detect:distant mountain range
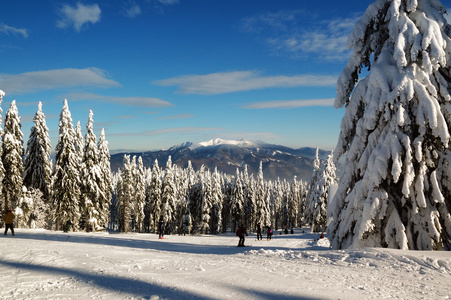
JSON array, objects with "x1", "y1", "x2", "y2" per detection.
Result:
[{"x1": 110, "y1": 138, "x2": 332, "y2": 182}]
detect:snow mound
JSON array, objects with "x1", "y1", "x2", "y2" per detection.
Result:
[{"x1": 246, "y1": 247, "x2": 451, "y2": 275}]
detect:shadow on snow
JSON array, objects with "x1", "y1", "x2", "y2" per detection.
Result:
[
  {"x1": 0, "y1": 259, "x2": 324, "y2": 300},
  {"x1": 9, "y1": 228, "x2": 329, "y2": 255}
]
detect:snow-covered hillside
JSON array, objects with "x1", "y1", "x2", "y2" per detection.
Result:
[
  {"x1": 1, "y1": 228, "x2": 450, "y2": 299},
  {"x1": 197, "y1": 138, "x2": 257, "y2": 148}
]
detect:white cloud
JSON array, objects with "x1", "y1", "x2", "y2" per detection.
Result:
[
  {"x1": 0, "y1": 23, "x2": 28, "y2": 38},
  {"x1": 243, "y1": 98, "x2": 335, "y2": 109},
  {"x1": 0, "y1": 68, "x2": 120, "y2": 95},
  {"x1": 57, "y1": 3, "x2": 101, "y2": 32},
  {"x1": 241, "y1": 10, "x2": 358, "y2": 61},
  {"x1": 124, "y1": 3, "x2": 141, "y2": 18},
  {"x1": 158, "y1": 0, "x2": 179, "y2": 5},
  {"x1": 110, "y1": 126, "x2": 222, "y2": 137},
  {"x1": 63, "y1": 92, "x2": 174, "y2": 108},
  {"x1": 158, "y1": 113, "x2": 194, "y2": 120},
  {"x1": 154, "y1": 71, "x2": 337, "y2": 95}
]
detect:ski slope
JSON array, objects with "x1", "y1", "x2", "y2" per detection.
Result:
[{"x1": 0, "y1": 228, "x2": 450, "y2": 299}]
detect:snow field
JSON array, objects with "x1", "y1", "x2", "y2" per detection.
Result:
[{"x1": 0, "y1": 228, "x2": 450, "y2": 299}]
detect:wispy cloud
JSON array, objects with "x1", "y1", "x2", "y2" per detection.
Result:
[
  {"x1": 110, "y1": 126, "x2": 222, "y2": 137},
  {"x1": 215, "y1": 131, "x2": 281, "y2": 141},
  {"x1": 158, "y1": 113, "x2": 194, "y2": 120},
  {"x1": 154, "y1": 71, "x2": 337, "y2": 95},
  {"x1": 57, "y1": 3, "x2": 101, "y2": 32},
  {"x1": 0, "y1": 23, "x2": 28, "y2": 38},
  {"x1": 116, "y1": 115, "x2": 136, "y2": 119},
  {"x1": 0, "y1": 68, "x2": 120, "y2": 95},
  {"x1": 124, "y1": 2, "x2": 141, "y2": 18},
  {"x1": 158, "y1": 0, "x2": 179, "y2": 5},
  {"x1": 243, "y1": 98, "x2": 335, "y2": 109},
  {"x1": 241, "y1": 10, "x2": 357, "y2": 61},
  {"x1": 63, "y1": 92, "x2": 174, "y2": 108}
]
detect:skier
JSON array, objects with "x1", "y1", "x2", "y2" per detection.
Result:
[
  {"x1": 158, "y1": 217, "x2": 165, "y2": 239},
  {"x1": 236, "y1": 224, "x2": 247, "y2": 247},
  {"x1": 266, "y1": 226, "x2": 272, "y2": 241},
  {"x1": 182, "y1": 212, "x2": 192, "y2": 236},
  {"x1": 256, "y1": 223, "x2": 262, "y2": 240},
  {"x1": 4, "y1": 209, "x2": 15, "y2": 236}
]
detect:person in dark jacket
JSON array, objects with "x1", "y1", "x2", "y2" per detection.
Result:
[
  {"x1": 158, "y1": 218, "x2": 165, "y2": 239},
  {"x1": 4, "y1": 209, "x2": 15, "y2": 236},
  {"x1": 256, "y1": 223, "x2": 262, "y2": 240},
  {"x1": 236, "y1": 225, "x2": 247, "y2": 247},
  {"x1": 266, "y1": 226, "x2": 272, "y2": 241}
]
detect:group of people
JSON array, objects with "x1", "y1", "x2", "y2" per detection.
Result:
[{"x1": 236, "y1": 223, "x2": 273, "y2": 247}]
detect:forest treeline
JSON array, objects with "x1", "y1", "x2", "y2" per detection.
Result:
[{"x1": 0, "y1": 92, "x2": 337, "y2": 234}]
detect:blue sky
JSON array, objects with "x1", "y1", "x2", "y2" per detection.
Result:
[{"x1": 0, "y1": 1, "x2": 397, "y2": 152}]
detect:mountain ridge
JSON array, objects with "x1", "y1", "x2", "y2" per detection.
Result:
[{"x1": 110, "y1": 139, "x2": 332, "y2": 182}]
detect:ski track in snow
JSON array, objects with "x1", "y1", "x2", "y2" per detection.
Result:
[{"x1": 0, "y1": 228, "x2": 450, "y2": 300}]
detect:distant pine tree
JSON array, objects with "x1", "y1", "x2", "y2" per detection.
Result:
[
  {"x1": 148, "y1": 159, "x2": 162, "y2": 232},
  {"x1": 117, "y1": 154, "x2": 133, "y2": 232},
  {"x1": 97, "y1": 128, "x2": 112, "y2": 228}
]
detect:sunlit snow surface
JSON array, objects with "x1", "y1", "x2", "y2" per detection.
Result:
[{"x1": 0, "y1": 228, "x2": 450, "y2": 299}]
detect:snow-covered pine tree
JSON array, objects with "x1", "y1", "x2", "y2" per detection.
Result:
[
  {"x1": 330, "y1": 0, "x2": 451, "y2": 250},
  {"x1": 97, "y1": 128, "x2": 112, "y2": 228},
  {"x1": 311, "y1": 153, "x2": 337, "y2": 233},
  {"x1": 230, "y1": 168, "x2": 245, "y2": 231},
  {"x1": 23, "y1": 102, "x2": 53, "y2": 201},
  {"x1": 117, "y1": 154, "x2": 134, "y2": 232},
  {"x1": 110, "y1": 170, "x2": 122, "y2": 230},
  {"x1": 52, "y1": 100, "x2": 81, "y2": 231},
  {"x1": 0, "y1": 91, "x2": 5, "y2": 213},
  {"x1": 221, "y1": 174, "x2": 233, "y2": 233},
  {"x1": 304, "y1": 148, "x2": 321, "y2": 226},
  {"x1": 243, "y1": 166, "x2": 256, "y2": 230},
  {"x1": 199, "y1": 168, "x2": 212, "y2": 234},
  {"x1": 80, "y1": 110, "x2": 103, "y2": 232},
  {"x1": 209, "y1": 167, "x2": 223, "y2": 234},
  {"x1": 161, "y1": 156, "x2": 177, "y2": 232},
  {"x1": 134, "y1": 156, "x2": 146, "y2": 233},
  {"x1": 148, "y1": 159, "x2": 162, "y2": 232},
  {"x1": 273, "y1": 179, "x2": 284, "y2": 230},
  {"x1": 288, "y1": 176, "x2": 300, "y2": 229},
  {"x1": 74, "y1": 121, "x2": 84, "y2": 164},
  {"x1": 2, "y1": 100, "x2": 24, "y2": 212},
  {"x1": 255, "y1": 162, "x2": 269, "y2": 228}
]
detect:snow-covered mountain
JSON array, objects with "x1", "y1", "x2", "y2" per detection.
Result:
[{"x1": 110, "y1": 139, "x2": 332, "y2": 181}]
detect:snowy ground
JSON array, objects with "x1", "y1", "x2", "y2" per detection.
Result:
[{"x1": 0, "y1": 228, "x2": 450, "y2": 300}]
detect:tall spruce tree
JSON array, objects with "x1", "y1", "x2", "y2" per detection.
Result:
[
  {"x1": 231, "y1": 168, "x2": 245, "y2": 231},
  {"x1": 23, "y1": 102, "x2": 52, "y2": 200},
  {"x1": 52, "y1": 100, "x2": 81, "y2": 231},
  {"x1": 134, "y1": 156, "x2": 146, "y2": 233},
  {"x1": 97, "y1": 128, "x2": 112, "y2": 228},
  {"x1": 0, "y1": 91, "x2": 5, "y2": 213},
  {"x1": 3, "y1": 100, "x2": 24, "y2": 212},
  {"x1": 117, "y1": 154, "x2": 134, "y2": 232},
  {"x1": 80, "y1": 110, "x2": 103, "y2": 232},
  {"x1": 161, "y1": 156, "x2": 177, "y2": 232},
  {"x1": 149, "y1": 159, "x2": 162, "y2": 232},
  {"x1": 330, "y1": 0, "x2": 451, "y2": 249},
  {"x1": 311, "y1": 154, "x2": 337, "y2": 233}
]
